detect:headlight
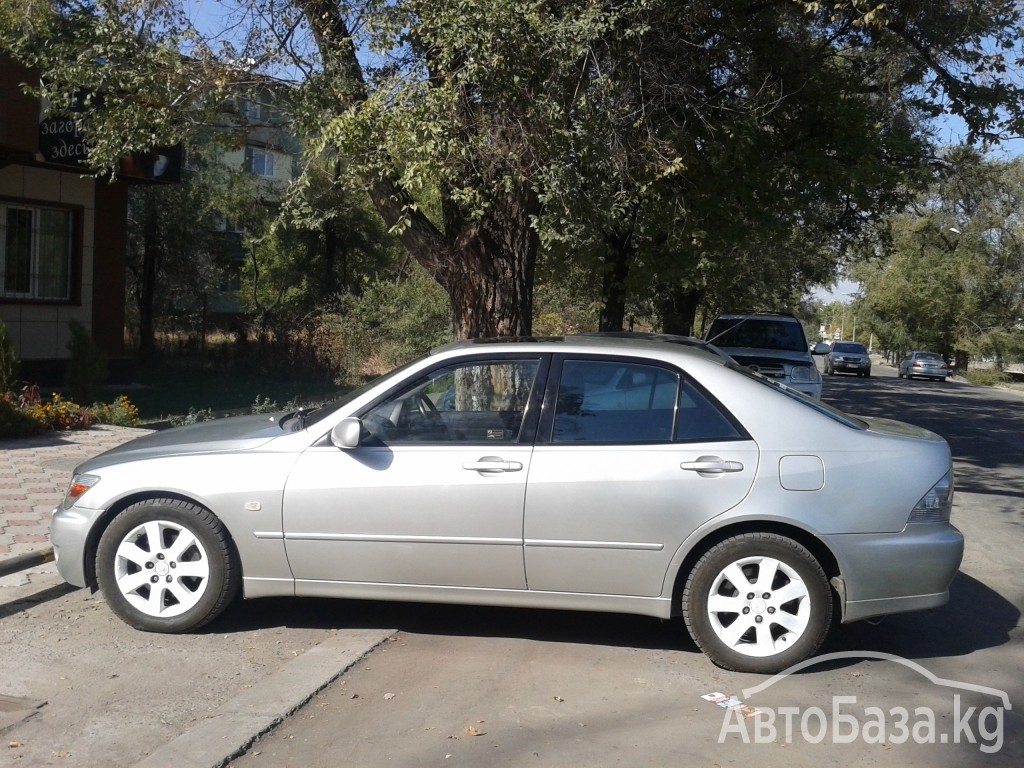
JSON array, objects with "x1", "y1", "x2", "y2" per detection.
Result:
[
  {"x1": 908, "y1": 469, "x2": 954, "y2": 523},
  {"x1": 790, "y1": 365, "x2": 819, "y2": 383},
  {"x1": 61, "y1": 474, "x2": 100, "y2": 509}
]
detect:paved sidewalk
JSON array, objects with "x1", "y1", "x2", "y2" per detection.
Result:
[
  {"x1": 0, "y1": 425, "x2": 150, "y2": 559},
  {"x1": 1, "y1": 425, "x2": 398, "y2": 768}
]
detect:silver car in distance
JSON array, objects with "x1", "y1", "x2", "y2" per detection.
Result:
[{"x1": 51, "y1": 335, "x2": 963, "y2": 674}]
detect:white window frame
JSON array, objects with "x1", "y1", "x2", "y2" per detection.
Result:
[{"x1": 249, "y1": 147, "x2": 276, "y2": 179}]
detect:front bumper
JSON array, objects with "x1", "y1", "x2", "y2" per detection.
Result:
[
  {"x1": 833, "y1": 360, "x2": 870, "y2": 372},
  {"x1": 822, "y1": 523, "x2": 964, "y2": 623},
  {"x1": 50, "y1": 505, "x2": 106, "y2": 588}
]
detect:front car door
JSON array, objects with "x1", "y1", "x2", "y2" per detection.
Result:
[
  {"x1": 283, "y1": 356, "x2": 546, "y2": 590},
  {"x1": 524, "y1": 355, "x2": 759, "y2": 597}
]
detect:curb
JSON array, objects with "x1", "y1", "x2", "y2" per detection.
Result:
[
  {"x1": 0, "y1": 547, "x2": 54, "y2": 578},
  {"x1": 132, "y1": 628, "x2": 397, "y2": 768}
]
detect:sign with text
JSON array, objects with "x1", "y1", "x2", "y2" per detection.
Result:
[{"x1": 38, "y1": 115, "x2": 89, "y2": 169}]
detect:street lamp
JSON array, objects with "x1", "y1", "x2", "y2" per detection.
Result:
[{"x1": 840, "y1": 292, "x2": 858, "y2": 342}]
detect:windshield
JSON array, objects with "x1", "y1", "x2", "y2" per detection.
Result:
[
  {"x1": 281, "y1": 354, "x2": 430, "y2": 431},
  {"x1": 707, "y1": 318, "x2": 808, "y2": 353},
  {"x1": 833, "y1": 343, "x2": 867, "y2": 353}
]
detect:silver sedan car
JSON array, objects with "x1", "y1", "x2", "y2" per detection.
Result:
[
  {"x1": 52, "y1": 335, "x2": 962, "y2": 674},
  {"x1": 898, "y1": 351, "x2": 950, "y2": 381}
]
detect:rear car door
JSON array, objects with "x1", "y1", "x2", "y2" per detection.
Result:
[{"x1": 523, "y1": 355, "x2": 759, "y2": 597}]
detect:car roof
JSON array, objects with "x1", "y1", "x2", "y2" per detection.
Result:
[
  {"x1": 709, "y1": 312, "x2": 800, "y2": 321},
  {"x1": 432, "y1": 333, "x2": 729, "y2": 363}
]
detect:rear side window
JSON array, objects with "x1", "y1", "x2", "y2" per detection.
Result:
[
  {"x1": 551, "y1": 360, "x2": 745, "y2": 444},
  {"x1": 676, "y1": 380, "x2": 744, "y2": 442},
  {"x1": 553, "y1": 360, "x2": 677, "y2": 443}
]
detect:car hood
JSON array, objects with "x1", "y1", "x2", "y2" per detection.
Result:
[{"x1": 75, "y1": 413, "x2": 286, "y2": 473}]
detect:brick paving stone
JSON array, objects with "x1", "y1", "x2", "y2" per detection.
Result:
[{"x1": 0, "y1": 425, "x2": 150, "y2": 559}]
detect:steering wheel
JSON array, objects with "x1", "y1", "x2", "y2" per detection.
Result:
[{"x1": 416, "y1": 392, "x2": 439, "y2": 416}]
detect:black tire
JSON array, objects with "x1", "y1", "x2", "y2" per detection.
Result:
[
  {"x1": 682, "y1": 533, "x2": 832, "y2": 674},
  {"x1": 96, "y1": 498, "x2": 240, "y2": 633}
]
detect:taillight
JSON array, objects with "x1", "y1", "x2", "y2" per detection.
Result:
[{"x1": 908, "y1": 469, "x2": 954, "y2": 523}]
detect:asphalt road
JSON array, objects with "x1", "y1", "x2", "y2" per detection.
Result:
[{"x1": 222, "y1": 364, "x2": 1024, "y2": 768}]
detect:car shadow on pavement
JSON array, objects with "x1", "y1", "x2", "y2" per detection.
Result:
[
  {"x1": 0, "y1": 582, "x2": 77, "y2": 620},
  {"x1": 204, "y1": 570, "x2": 1014, "y2": 662},
  {"x1": 211, "y1": 595, "x2": 700, "y2": 653},
  {"x1": 822, "y1": 571, "x2": 1018, "y2": 662}
]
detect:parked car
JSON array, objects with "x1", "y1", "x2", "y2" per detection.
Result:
[
  {"x1": 825, "y1": 341, "x2": 872, "y2": 377},
  {"x1": 51, "y1": 335, "x2": 962, "y2": 674},
  {"x1": 703, "y1": 312, "x2": 829, "y2": 398},
  {"x1": 898, "y1": 351, "x2": 950, "y2": 381}
]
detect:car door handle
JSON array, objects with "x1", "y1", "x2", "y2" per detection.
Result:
[
  {"x1": 680, "y1": 457, "x2": 744, "y2": 474},
  {"x1": 463, "y1": 458, "x2": 524, "y2": 473}
]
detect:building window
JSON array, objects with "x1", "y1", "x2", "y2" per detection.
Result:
[
  {"x1": 0, "y1": 203, "x2": 73, "y2": 301},
  {"x1": 246, "y1": 146, "x2": 276, "y2": 179}
]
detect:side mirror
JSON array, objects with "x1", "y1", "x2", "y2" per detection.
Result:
[
  {"x1": 330, "y1": 417, "x2": 362, "y2": 449},
  {"x1": 812, "y1": 343, "x2": 831, "y2": 355}
]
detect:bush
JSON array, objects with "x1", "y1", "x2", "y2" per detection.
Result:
[
  {"x1": 0, "y1": 319, "x2": 18, "y2": 394},
  {"x1": 66, "y1": 320, "x2": 108, "y2": 404},
  {"x1": 963, "y1": 368, "x2": 1009, "y2": 387},
  {"x1": 0, "y1": 394, "x2": 44, "y2": 438},
  {"x1": 24, "y1": 393, "x2": 94, "y2": 431},
  {"x1": 169, "y1": 406, "x2": 215, "y2": 426},
  {"x1": 90, "y1": 395, "x2": 141, "y2": 427},
  {"x1": 334, "y1": 268, "x2": 453, "y2": 383}
]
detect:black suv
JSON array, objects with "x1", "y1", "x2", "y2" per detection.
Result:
[{"x1": 704, "y1": 312, "x2": 829, "y2": 398}]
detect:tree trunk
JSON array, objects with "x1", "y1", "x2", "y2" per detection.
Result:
[
  {"x1": 301, "y1": 5, "x2": 539, "y2": 340},
  {"x1": 659, "y1": 286, "x2": 703, "y2": 336},
  {"x1": 598, "y1": 236, "x2": 633, "y2": 332},
  {"x1": 375, "y1": 180, "x2": 540, "y2": 341}
]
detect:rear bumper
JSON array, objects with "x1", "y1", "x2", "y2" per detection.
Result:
[{"x1": 822, "y1": 523, "x2": 964, "y2": 623}]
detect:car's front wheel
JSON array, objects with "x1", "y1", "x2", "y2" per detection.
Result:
[
  {"x1": 682, "y1": 533, "x2": 832, "y2": 673},
  {"x1": 96, "y1": 498, "x2": 240, "y2": 633}
]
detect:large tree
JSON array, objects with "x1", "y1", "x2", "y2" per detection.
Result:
[
  {"x1": 853, "y1": 148, "x2": 1024, "y2": 366},
  {"x1": 2, "y1": 1, "x2": 1023, "y2": 339},
  {"x1": 536, "y1": 1, "x2": 1024, "y2": 334}
]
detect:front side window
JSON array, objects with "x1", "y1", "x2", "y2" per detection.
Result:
[
  {"x1": 1, "y1": 203, "x2": 73, "y2": 300},
  {"x1": 361, "y1": 359, "x2": 540, "y2": 444}
]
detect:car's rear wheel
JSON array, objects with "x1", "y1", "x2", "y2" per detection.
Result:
[
  {"x1": 682, "y1": 533, "x2": 832, "y2": 673},
  {"x1": 96, "y1": 498, "x2": 240, "y2": 633}
]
